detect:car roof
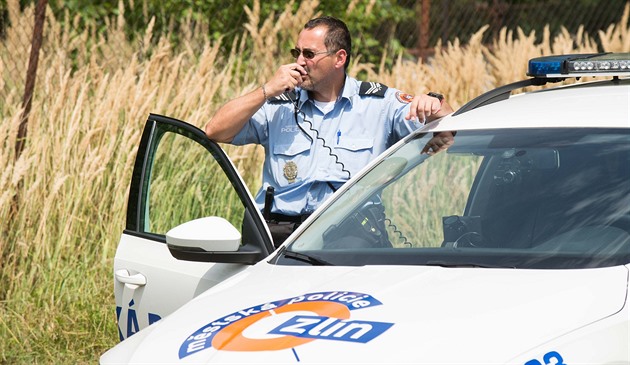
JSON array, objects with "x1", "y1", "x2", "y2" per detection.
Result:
[{"x1": 423, "y1": 78, "x2": 630, "y2": 133}]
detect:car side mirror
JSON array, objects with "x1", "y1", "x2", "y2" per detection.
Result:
[{"x1": 166, "y1": 217, "x2": 241, "y2": 252}]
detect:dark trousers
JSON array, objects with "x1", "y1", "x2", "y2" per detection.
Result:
[
  {"x1": 266, "y1": 213, "x2": 310, "y2": 248},
  {"x1": 267, "y1": 221, "x2": 300, "y2": 248}
]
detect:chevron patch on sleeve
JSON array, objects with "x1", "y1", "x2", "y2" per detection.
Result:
[{"x1": 359, "y1": 82, "x2": 388, "y2": 97}]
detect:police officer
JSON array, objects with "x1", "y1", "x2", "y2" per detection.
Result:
[{"x1": 205, "y1": 16, "x2": 454, "y2": 246}]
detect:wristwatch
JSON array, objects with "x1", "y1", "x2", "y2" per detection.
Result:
[{"x1": 427, "y1": 92, "x2": 444, "y2": 103}]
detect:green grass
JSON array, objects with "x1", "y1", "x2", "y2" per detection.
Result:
[{"x1": 0, "y1": 0, "x2": 628, "y2": 363}]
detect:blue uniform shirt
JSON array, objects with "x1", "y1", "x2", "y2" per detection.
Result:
[{"x1": 231, "y1": 75, "x2": 423, "y2": 215}]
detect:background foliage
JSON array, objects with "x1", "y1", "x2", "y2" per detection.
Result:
[
  {"x1": 2, "y1": 0, "x2": 628, "y2": 82},
  {"x1": 0, "y1": 0, "x2": 628, "y2": 362}
]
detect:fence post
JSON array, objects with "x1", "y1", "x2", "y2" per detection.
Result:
[
  {"x1": 415, "y1": 0, "x2": 431, "y2": 60},
  {"x1": 15, "y1": 0, "x2": 48, "y2": 160},
  {"x1": 9, "y1": 0, "x2": 48, "y2": 224}
]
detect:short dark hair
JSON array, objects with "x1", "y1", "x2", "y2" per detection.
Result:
[{"x1": 304, "y1": 16, "x2": 351, "y2": 69}]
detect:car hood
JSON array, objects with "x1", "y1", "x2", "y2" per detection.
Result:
[{"x1": 102, "y1": 263, "x2": 628, "y2": 364}]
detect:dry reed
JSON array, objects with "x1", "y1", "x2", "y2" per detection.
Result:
[{"x1": 0, "y1": 0, "x2": 628, "y2": 362}]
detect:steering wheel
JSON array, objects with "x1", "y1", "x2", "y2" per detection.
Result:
[{"x1": 452, "y1": 232, "x2": 484, "y2": 248}]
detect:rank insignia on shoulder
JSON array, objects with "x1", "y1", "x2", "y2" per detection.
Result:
[
  {"x1": 359, "y1": 82, "x2": 388, "y2": 97},
  {"x1": 395, "y1": 91, "x2": 414, "y2": 104},
  {"x1": 268, "y1": 90, "x2": 298, "y2": 103}
]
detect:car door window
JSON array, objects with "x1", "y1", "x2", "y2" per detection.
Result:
[{"x1": 145, "y1": 131, "x2": 244, "y2": 235}]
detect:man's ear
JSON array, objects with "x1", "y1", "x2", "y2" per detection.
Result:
[{"x1": 334, "y1": 49, "x2": 347, "y2": 69}]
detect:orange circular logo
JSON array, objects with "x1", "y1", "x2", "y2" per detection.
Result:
[
  {"x1": 213, "y1": 301, "x2": 350, "y2": 351},
  {"x1": 396, "y1": 91, "x2": 414, "y2": 103},
  {"x1": 179, "y1": 291, "x2": 394, "y2": 359}
]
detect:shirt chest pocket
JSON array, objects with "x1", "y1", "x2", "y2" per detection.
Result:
[
  {"x1": 272, "y1": 142, "x2": 311, "y2": 185},
  {"x1": 335, "y1": 137, "x2": 374, "y2": 153},
  {"x1": 334, "y1": 137, "x2": 375, "y2": 174},
  {"x1": 273, "y1": 142, "x2": 310, "y2": 157}
]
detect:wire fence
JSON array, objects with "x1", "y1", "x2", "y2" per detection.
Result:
[
  {"x1": 410, "y1": 0, "x2": 629, "y2": 57},
  {"x1": 2, "y1": 0, "x2": 629, "y2": 111}
]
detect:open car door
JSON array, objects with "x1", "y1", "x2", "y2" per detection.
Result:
[{"x1": 114, "y1": 114, "x2": 273, "y2": 341}]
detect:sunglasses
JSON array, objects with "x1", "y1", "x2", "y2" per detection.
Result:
[{"x1": 290, "y1": 48, "x2": 335, "y2": 60}]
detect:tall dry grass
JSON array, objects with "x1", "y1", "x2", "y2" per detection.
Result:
[{"x1": 0, "y1": 0, "x2": 628, "y2": 362}]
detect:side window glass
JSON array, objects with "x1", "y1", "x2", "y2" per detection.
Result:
[{"x1": 144, "y1": 131, "x2": 245, "y2": 235}]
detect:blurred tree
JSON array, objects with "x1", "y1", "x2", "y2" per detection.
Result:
[
  {"x1": 7, "y1": 0, "x2": 627, "y2": 66},
  {"x1": 11, "y1": 0, "x2": 410, "y2": 67}
]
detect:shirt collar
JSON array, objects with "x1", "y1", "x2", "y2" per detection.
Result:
[
  {"x1": 340, "y1": 75, "x2": 357, "y2": 102},
  {"x1": 297, "y1": 87, "x2": 309, "y2": 107}
]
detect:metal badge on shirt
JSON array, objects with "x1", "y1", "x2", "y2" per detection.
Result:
[{"x1": 283, "y1": 161, "x2": 298, "y2": 183}]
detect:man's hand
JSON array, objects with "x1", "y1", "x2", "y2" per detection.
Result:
[
  {"x1": 406, "y1": 94, "x2": 444, "y2": 123},
  {"x1": 421, "y1": 131, "x2": 455, "y2": 155},
  {"x1": 265, "y1": 63, "x2": 308, "y2": 97}
]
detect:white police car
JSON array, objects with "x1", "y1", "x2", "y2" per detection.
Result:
[{"x1": 101, "y1": 53, "x2": 630, "y2": 364}]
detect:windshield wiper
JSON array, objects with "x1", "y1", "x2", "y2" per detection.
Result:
[
  {"x1": 281, "y1": 248, "x2": 333, "y2": 266},
  {"x1": 425, "y1": 260, "x2": 515, "y2": 269}
]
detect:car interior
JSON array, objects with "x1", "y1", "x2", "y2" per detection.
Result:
[{"x1": 460, "y1": 132, "x2": 630, "y2": 254}]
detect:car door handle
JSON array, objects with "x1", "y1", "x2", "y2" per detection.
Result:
[{"x1": 115, "y1": 269, "x2": 147, "y2": 290}]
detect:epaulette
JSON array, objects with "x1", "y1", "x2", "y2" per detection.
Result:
[
  {"x1": 359, "y1": 82, "x2": 388, "y2": 97},
  {"x1": 268, "y1": 90, "x2": 298, "y2": 103}
]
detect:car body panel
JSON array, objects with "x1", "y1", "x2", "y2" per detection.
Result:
[
  {"x1": 428, "y1": 81, "x2": 629, "y2": 132},
  {"x1": 103, "y1": 262, "x2": 629, "y2": 364},
  {"x1": 113, "y1": 234, "x2": 249, "y2": 339}
]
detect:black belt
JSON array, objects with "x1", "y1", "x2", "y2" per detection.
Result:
[{"x1": 268, "y1": 213, "x2": 311, "y2": 223}]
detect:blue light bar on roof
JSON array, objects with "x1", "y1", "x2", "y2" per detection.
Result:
[{"x1": 527, "y1": 53, "x2": 630, "y2": 78}]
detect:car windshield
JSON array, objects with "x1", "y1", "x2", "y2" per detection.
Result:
[{"x1": 275, "y1": 128, "x2": 630, "y2": 269}]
